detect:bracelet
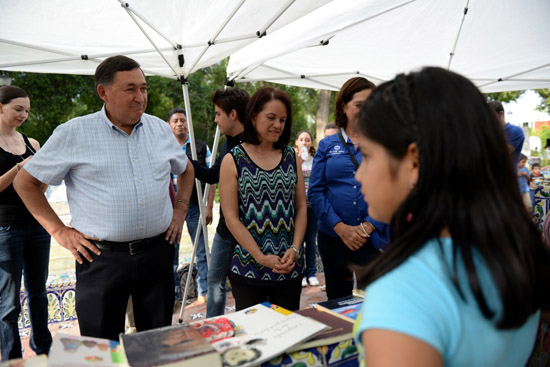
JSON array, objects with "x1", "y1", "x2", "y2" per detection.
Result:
[
  {"x1": 15, "y1": 162, "x2": 20, "y2": 172},
  {"x1": 175, "y1": 199, "x2": 189, "y2": 207},
  {"x1": 360, "y1": 222, "x2": 371, "y2": 237},
  {"x1": 290, "y1": 245, "x2": 300, "y2": 256}
]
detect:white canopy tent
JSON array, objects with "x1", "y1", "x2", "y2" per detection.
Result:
[
  {"x1": 0, "y1": 0, "x2": 331, "y2": 318},
  {"x1": 227, "y1": 0, "x2": 550, "y2": 93}
]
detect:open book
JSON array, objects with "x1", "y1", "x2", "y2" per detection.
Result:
[{"x1": 194, "y1": 303, "x2": 328, "y2": 367}]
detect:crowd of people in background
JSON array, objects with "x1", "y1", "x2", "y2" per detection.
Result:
[{"x1": 0, "y1": 55, "x2": 548, "y2": 366}]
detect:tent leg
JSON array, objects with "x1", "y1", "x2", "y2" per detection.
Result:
[{"x1": 178, "y1": 80, "x2": 213, "y2": 323}]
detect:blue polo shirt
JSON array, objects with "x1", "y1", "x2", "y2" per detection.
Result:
[
  {"x1": 504, "y1": 123, "x2": 524, "y2": 168},
  {"x1": 308, "y1": 130, "x2": 389, "y2": 250}
]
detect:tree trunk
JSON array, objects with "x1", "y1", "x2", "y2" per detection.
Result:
[{"x1": 315, "y1": 89, "x2": 331, "y2": 145}]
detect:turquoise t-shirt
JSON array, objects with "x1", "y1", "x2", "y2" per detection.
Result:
[{"x1": 354, "y1": 238, "x2": 540, "y2": 367}]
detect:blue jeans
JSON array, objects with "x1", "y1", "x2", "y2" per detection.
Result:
[
  {"x1": 303, "y1": 206, "x2": 318, "y2": 278},
  {"x1": 0, "y1": 224, "x2": 51, "y2": 360},
  {"x1": 206, "y1": 233, "x2": 234, "y2": 317},
  {"x1": 174, "y1": 201, "x2": 208, "y2": 297}
]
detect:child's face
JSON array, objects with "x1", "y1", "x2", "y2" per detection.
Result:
[
  {"x1": 533, "y1": 166, "x2": 541, "y2": 175},
  {"x1": 518, "y1": 159, "x2": 527, "y2": 169}
]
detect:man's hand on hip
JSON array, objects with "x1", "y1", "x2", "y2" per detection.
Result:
[{"x1": 52, "y1": 226, "x2": 101, "y2": 264}]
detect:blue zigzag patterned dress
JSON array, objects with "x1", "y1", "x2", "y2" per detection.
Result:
[{"x1": 228, "y1": 144, "x2": 304, "y2": 286}]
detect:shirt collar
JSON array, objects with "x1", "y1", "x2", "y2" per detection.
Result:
[
  {"x1": 227, "y1": 132, "x2": 243, "y2": 144},
  {"x1": 340, "y1": 128, "x2": 351, "y2": 143},
  {"x1": 100, "y1": 105, "x2": 143, "y2": 135}
]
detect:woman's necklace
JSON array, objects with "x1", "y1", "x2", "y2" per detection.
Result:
[{"x1": 0, "y1": 133, "x2": 36, "y2": 162}]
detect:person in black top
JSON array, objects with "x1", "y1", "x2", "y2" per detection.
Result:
[
  {"x1": 190, "y1": 88, "x2": 249, "y2": 317},
  {"x1": 0, "y1": 86, "x2": 51, "y2": 360}
]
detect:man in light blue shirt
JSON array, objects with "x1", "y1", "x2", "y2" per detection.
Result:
[{"x1": 14, "y1": 56, "x2": 194, "y2": 340}]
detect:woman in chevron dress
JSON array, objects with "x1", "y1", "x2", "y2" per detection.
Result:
[{"x1": 220, "y1": 87, "x2": 307, "y2": 311}]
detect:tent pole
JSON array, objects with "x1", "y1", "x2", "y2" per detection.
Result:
[
  {"x1": 116, "y1": 1, "x2": 209, "y2": 323},
  {"x1": 257, "y1": 0, "x2": 296, "y2": 37},
  {"x1": 120, "y1": 5, "x2": 180, "y2": 77},
  {"x1": 186, "y1": 0, "x2": 247, "y2": 74},
  {"x1": 117, "y1": 0, "x2": 178, "y2": 48},
  {"x1": 447, "y1": 0, "x2": 470, "y2": 70},
  {"x1": 182, "y1": 83, "x2": 210, "y2": 264},
  {"x1": 178, "y1": 79, "x2": 233, "y2": 322},
  {"x1": 477, "y1": 62, "x2": 550, "y2": 89},
  {"x1": 177, "y1": 79, "x2": 212, "y2": 323}
]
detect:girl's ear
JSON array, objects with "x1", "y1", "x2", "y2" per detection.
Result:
[{"x1": 406, "y1": 142, "x2": 419, "y2": 187}]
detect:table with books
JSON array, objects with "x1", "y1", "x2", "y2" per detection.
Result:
[{"x1": 7, "y1": 296, "x2": 363, "y2": 367}]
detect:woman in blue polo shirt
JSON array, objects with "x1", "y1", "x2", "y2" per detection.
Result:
[{"x1": 308, "y1": 77, "x2": 389, "y2": 300}]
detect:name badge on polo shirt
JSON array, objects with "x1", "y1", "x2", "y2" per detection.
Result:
[{"x1": 328, "y1": 144, "x2": 346, "y2": 156}]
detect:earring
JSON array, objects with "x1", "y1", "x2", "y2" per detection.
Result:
[{"x1": 408, "y1": 182, "x2": 415, "y2": 190}]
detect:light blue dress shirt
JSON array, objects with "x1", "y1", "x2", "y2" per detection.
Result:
[{"x1": 25, "y1": 107, "x2": 188, "y2": 241}]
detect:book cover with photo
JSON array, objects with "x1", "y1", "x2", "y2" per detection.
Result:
[
  {"x1": 120, "y1": 324, "x2": 221, "y2": 367},
  {"x1": 288, "y1": 307, "x2": 354, "y2": 352},
  {"x1": 48, "y1": 334, "x2": 125, "y2": 367},
  {"x1": 202, "y1": 303, "x2": 328, "y2": 367},
  {"x1": 313, "y1": 295, "x2": 363, "y2": 322}
]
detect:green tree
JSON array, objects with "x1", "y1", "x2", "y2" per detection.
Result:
[
  {"x1": 7, "y1": 72, "x2": 100, "y2": 144},
  {"x1": 485, "y1": 90, "x2": 524, "y2": 103},
  {"x1": 5, "y1": 59, "x2": 321, "y2": 151},
  {"x1": 534, "y1": 89, "x2": 550, "y2": 114}
]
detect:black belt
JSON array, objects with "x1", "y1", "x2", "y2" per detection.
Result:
[{"x1": 90, "y1": 233, "x2": 166, "y2": 255}]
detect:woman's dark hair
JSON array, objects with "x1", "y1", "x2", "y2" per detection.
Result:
[
  {"x1": 94, "y1": 55, "x2": 142, "y2": 89},
  {"x1": 335, "y1": 77, "x2": 375, "y2": 129},
  {"x1": 242, "y1": 87, "x2": 292, "y2": 149},
  {"x1": 295, "y1": 130, "x2": 316, "y2": 156},
  {"x1": 356, "y1": 67, "x2": 550, "y2": 328},
  {"x1": 211, "y1": 88, "x2": 250, "y2": 124},
  {"x1": 0, "y1": 85, "x2": 28, "y2": 104}
]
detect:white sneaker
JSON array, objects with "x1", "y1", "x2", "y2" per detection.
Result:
[
  {"x1": 308, "y1": 276, "x2": 320, "y2": 286},
  {"x1": 302, "y1": 277, "x2": 308, "y2": 287}
]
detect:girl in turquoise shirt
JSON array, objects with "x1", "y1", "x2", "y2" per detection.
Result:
[{"x1": 352, "y1": 67, "x2": 550, "y2": 366}]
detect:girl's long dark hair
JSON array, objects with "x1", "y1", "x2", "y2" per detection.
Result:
[{"x1": 357, "y1": 67, "x2": 550, "y2": 328}]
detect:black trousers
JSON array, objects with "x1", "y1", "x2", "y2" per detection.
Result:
[
  {"x1": 317, "y1": 230, "x2": 380, "y2": 300},
  {"x1": 75, "y1": 237, "x2": 175, "y2": 340},
  {"x1": 230, "y1": 277, "x2": 302, "y2": 311}
]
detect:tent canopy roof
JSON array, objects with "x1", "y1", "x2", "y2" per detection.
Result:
[
  {"x1": 0, "y1": 0, "x2": 330, "y2": 79},
  {"x1": 227, "y1": 0, "x2": 550, "y2": 93}
]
